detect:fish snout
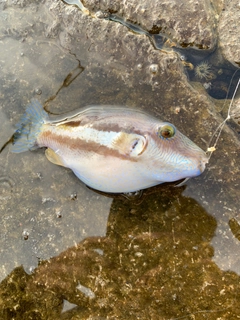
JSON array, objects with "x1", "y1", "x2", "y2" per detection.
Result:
[{"x1": 197, "y1": 152, "x2": 209, "y2": 174}]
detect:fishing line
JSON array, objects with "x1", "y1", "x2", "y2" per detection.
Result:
[{"x1": 206, "y1": 70, "x2": 240, "y2": 161}]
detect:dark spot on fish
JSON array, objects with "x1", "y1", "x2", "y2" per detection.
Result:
[
  {"x1": 64, "y1": 121, "x2": 81, "y2": 127},
  {"x1": 132, "y1": 140, "x2": 138, "y2": 149}
]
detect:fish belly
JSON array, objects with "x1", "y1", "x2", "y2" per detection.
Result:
[{"x1": 63, "y1": 152, "x2": 158, "y2": 193}]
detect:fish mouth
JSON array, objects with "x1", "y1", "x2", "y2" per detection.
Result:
[{"x1": 198, "y1": 154, "x2": 209, "y2": 173}]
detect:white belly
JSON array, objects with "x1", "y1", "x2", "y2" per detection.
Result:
[{"x1": 65, "y1": 152, "x2": 158, "y2": 193}]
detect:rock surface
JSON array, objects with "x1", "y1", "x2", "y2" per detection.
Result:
[
  {"x1": 218, "y1": 0, "x2": 240, "y2": 65},
  {"x1": 83, "y1": 0, "x2": 218, "y2": 49}
]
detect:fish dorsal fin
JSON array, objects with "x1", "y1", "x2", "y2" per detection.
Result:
[
  {"x1": 48, "y1": 105, "x2": 154, "y2": 126},
  {"x1": 45, "y1": 148, "x2": 65, "y2": 167},
  {"x1": 111, "y1": 132, "x2": 147, "y2": 157}
]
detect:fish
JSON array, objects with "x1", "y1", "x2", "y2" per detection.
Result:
[{"x1": 11, "y1": 100, "x2": 208, "y2": 193}]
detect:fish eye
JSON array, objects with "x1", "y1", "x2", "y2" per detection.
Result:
[{"x1": 158, "y1": 124, "x2": 175, "y2": 139}]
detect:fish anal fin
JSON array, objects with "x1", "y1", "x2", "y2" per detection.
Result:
[{"x1": 45, "y1": 148, "x2": 65, "y2": 167}]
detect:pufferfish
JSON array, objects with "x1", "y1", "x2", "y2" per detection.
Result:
[{"x1": 11, "y1": 100, "x2": 208, "y2": 193}]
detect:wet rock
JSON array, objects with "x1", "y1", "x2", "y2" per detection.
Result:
[
  {"x1": 218, "y1": 0, "x2": 240, "y2": 65},
  {"x1": 82, "y1": 0, "x2": 217, "y2": 49}
]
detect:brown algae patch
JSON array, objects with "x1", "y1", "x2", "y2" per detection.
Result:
[{"x1": 1, "y1": 188, "x2": 240, "y2": 319}]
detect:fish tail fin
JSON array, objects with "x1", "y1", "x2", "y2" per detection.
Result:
[{"x1": 11, "y1": 100, "x2": 48, "y2": 153}]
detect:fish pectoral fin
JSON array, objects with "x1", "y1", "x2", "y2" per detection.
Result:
[
  {"x1": 45, "y1": 148, "x2": 65, "y2": 167},
  {"x1": 112, "y1": 132, "x2": 147, "y2": 156}
]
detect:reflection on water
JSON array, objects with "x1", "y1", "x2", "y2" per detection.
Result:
[{"x1": 0, "y1": 1, "x2": 240, "y2": 319}]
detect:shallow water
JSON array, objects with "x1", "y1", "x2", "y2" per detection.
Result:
[
  {"x1": 0, "y1": 1, "x2": 240, "y2": 319},
  {"x1": 105, "y1": 13, "x2": 240, "y2": 100}
]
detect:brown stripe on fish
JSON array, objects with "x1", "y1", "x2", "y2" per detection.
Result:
[
  {"x1": 78, "y1": 121, "x2": 152, "y2": 137},
  {"x1": 53, "y1": 114, "x2": 157, "y2": 138},
  {"x1": 39, "y1": 130, "x2": 138, "y2": 162},
  {"x1": 63, "y1": 121, "x2": 81, "y2": 127},
  {"x1": 61, "y1": 121, "x2": 130, "y2": 133}
]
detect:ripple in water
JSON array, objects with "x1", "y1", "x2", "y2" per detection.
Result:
[{"x1": 0, "y1": 167, "x2": 15, "y2": 200}]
